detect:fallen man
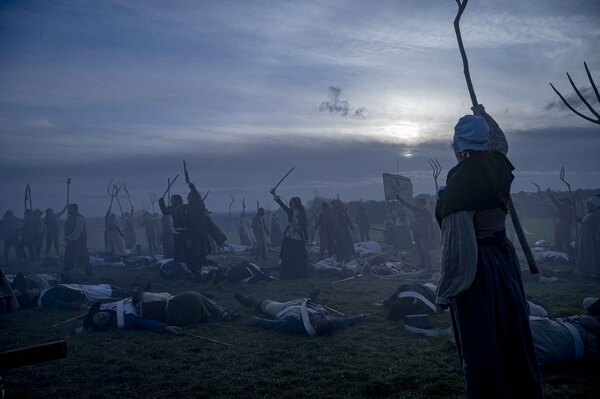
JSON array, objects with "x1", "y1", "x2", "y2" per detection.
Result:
[
  {"x1": 14, "y1": 281, "x2": 136, "y2": 310},
  {"x1": 530, "y1": 297, "x2": 600, "y2": 367},
  {"x1": 82, "y1": 291, "x2": 239, "y2": 334},
  {"x1": 234, "y1": 290, "x2": 368, "y2": 336}
]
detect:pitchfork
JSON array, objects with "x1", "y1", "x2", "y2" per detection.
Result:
[
  {"x1": 428, "y1": 158, "x2": 442, "y2": 192},
  {"x1": 122, "y1": 182, "x2": 135, "y2": 212}
]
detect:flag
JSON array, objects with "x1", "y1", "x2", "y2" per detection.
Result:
[{"x1": 382, "y1": 173, "x2": 413, "y2": 201}]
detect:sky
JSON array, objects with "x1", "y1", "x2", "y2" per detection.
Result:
[{"x1": 1, "y1": 0, "x2": 599, "y2": 215}]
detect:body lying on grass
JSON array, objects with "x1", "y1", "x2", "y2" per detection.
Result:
[
  {"x1": 82, "y1": 291, "x2": 239, "y2": 334},
  {"x1": 235, "y1": 290, "x2": 368, "y2": 336},
  {"x1": 530, "y1": 297, "x2": 600, "y2": 367},
  {"x1": 11, "y1": 272, "x2": 136, "y2": 310}
]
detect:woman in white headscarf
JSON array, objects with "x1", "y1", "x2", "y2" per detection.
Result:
[
  {"x1": 435, "y1": 106, "x2": 543, "y2": 399},
  {"x1": 577, "y1": 195, "x2": 600, "y2": 276}
]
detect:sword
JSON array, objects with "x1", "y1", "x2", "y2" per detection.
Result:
[{"x1": 270, "y1": 167, "x2": 295, "y2": 194}]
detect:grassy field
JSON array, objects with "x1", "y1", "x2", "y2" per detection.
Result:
[{"x1": 1, "y1": 220, "x2": 599, "y2": 399}]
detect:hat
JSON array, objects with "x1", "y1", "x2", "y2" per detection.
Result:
[{"x1": 453, "y1": 115, "x2": 490, "y2": 155}]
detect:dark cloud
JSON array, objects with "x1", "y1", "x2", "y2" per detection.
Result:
[
  {"x1": 318, "y1": 86, "x2": 366, "y2": 118},
  {"x1": 1, "y1": 125, "x2": 598, "y2": 215}
]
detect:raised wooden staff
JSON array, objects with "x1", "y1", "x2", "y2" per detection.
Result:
[{"x1": 453, "y1": 0, "x2": 539, "y2": 274}]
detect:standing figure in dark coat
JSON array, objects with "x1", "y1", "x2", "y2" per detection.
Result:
[
  {"x1": 330, "y1": 200, "x2": 355, "y2": 262},
  {"x1": 396, "y1": 196, "x2": 435, "y2": 270},
  {"x1": 435, "y1": 110, "x2": 543, "y2": 399},
  {"x1": 44, "y1": 205, "x2": 67, "y2": 257},
  {"x1": 1, "y1": 210, "x2": 22, "y2": 261},
  {"x1": 33, "y1": 209, "x2": 45, "y2": 259},
  {"x1": 252, "y1": 208, "x2": 269, "y2": 260},
  {"x1": 159, "y1": 194, "x2": 189, "y2": 267},
  {"x1": 270, "y1": 214, "x2": 283, "y2": 249},
  {"x1": 314, "y1": 203, "x2": 333, "y2": 259},
  {"x1": 273, "y1": 194, "x2": 309, "y2": 279},
  {"x1": 18, "y1": 210, "x2": 39, "y2": 261},
  {"x1": 63, "y1": 204, "x2": 93, "y2": 276},
  {"x1": 355, "y1": 207, "x2": 371, "y2": 242},
  {"x1": 577, "y1": 196, "x2": 600, "y2": 276},
  {"x1": 547, "y1": 189, "x2": 575, "y2": 254},
  {"x1": 122, "y1": 208, "x2": 137, "y2": 250},
  {"x1": 104, "y1": 204, "x2": 124, "y2": 256},
  {"x1": 142, "y1": 211, "x2": 158, "y2": 253},
  {"x1": 184, "y1": 183, "x2": 227, "y2": 280},
  {"x1": 160, "y1": 213, "x2": 174, "y2": 259}
]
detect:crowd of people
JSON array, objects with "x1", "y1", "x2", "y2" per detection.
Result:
[{"x1": 1, "y1": 108, "x2": 600, "y2": 398}]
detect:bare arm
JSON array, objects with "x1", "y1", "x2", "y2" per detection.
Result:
[{"x1": 55, "y1": 203, "x2": 69, "y2": 218}]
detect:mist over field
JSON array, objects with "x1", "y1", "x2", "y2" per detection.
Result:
[
  {"x1": 1, "y1": 1, "x2": 599, "y2": 399},
  {"x1": 1, "y1": 0, "x2": 599, "y2": 215}
]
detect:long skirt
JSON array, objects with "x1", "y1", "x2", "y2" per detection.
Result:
[
  {"x1": 279, "y1": 237, "x2": 308, "y2": 279},
  {"x1": 450, "y1": 238, "x2": 544, "y2": 399}
]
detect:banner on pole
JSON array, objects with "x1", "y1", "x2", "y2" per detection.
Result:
[{"x1": 382, "y1": 173, "x2": 413, "y2": 201}]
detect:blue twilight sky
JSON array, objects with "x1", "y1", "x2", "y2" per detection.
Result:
[{"x1": 1, "y1": 0, "x2": 599, "y2": 215}]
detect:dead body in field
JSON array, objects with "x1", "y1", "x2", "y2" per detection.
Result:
[
  {"x1": 529, "y1": 297, "x2": 600, "y2": 367},
  {"x1": 234, "y1": 290, "x2": 368, "y2": 336},
  {"x1": 82, "y1": 290, "x2": 238, "y2": 334},
  {"x1": 12, "y1": 276, "x2": 135, "y2": 310}
]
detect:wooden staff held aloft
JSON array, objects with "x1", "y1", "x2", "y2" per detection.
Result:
[
  {"x1": 66, "y1": 178, "x2": 72, "y2": 204},
  {"x1": 161, "y1": 174, "x2": 179, "y2": 201},
  {"x1": 453, "y1": 0, "x2": 539, "y2": 274},
  {"x1": 269, "y1": 167, "x2": 295, "y2": 196},
  {"x1": 123, "y1": 182, "x2": 135, "y2": 212}
]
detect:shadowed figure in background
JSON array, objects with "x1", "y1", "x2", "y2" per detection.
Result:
[
  {"x1": 142, "y1": 211, "x2": 158, "y2": 254},
  {"x1": 546, "y1": 188, "x2": 575, "y2": 254},
  {"x1": 122, "y1": 208, "x2": 137, "y2": 250},
  {"x1": 185, "y1": 183, "x2": 228, "y2": 280},
  {"x1": 435, "y1": 108, "x2": 543, "y2": 399},
  {"x1": 330, "y1": 200, "x2": 355, "y2": 262},
  {"x1": 159, "y1": 194, "x2": 188, "y2": 267},
  {"x1": 44, "y1": 205, "x2": 67, "y2": 258},
  {"x1": 577, "y1": 195, "x2": 600, "y2": 276},
  {"x1": 18, "y1": 209, "x2": 40, "y2": 261},
  {"x1": 63, "y1": 204, "x2": 93, "y2": 276},
  {"x1": 270, "y1": 214, "x2": 283, "y2": 249},
  {"x1": 273, "y1": 194, "x2": 309, "y2": 279},
  {"x1": 160, "y1": 212, "x2": 174, "y2": 259},
  {"x1": 355, "y1": 207, "x2": 371, "y2": 242},
  {"x1": 104, "y1": 203, "x2": 124, "y2": 256},
  {"x1": 314, "y1": 202, "x2": 334, "y2": 259},
  {"x1": 396, "y1": 196, "x2": 435, "y2": 270},
  {"x1": 252, "y1": 207, "x2": 269, "y2": 260},
  {"x1": 1, "y1": 210, "x2": 22, "y2": 262}
]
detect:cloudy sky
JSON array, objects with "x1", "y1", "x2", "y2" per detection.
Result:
[{"x1": 1, "y1": 0, "x2": 599, "y2": 215}]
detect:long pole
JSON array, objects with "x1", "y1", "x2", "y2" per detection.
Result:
[
  {"x1": 270, "y1": 167, "x2": 295, "y2": 194},
  {"x1": 453, "y1": 0, "x2": 538, "y2": 274},
  {"x1": 182, "y1": 331, "x2": 235, "y2": 347}
]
